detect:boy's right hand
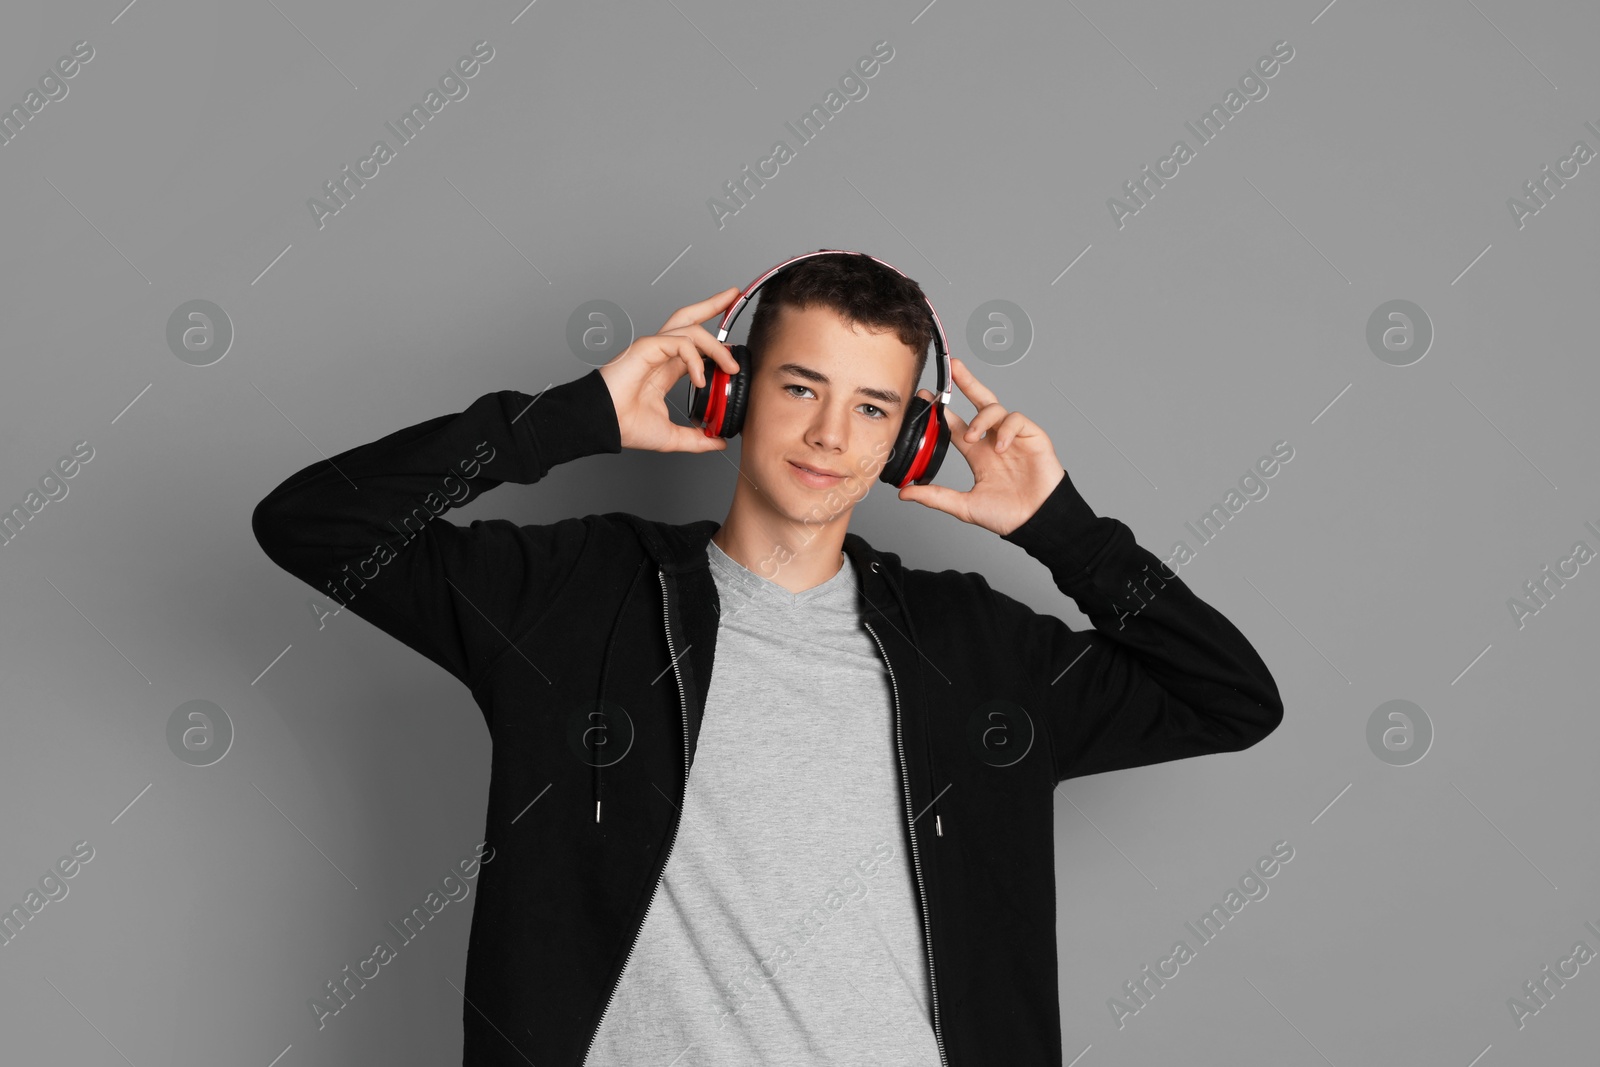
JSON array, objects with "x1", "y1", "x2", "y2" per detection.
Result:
[{"x1": 598, "y1": 287, "x2": 743, "y2": 454}]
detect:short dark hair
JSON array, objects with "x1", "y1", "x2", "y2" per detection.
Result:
[{"x1": 744, "y1": 251, "x2": 932, "y2": 390}]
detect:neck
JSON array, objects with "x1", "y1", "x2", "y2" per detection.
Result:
[{"x1": 711, "y1": 506, "x2": 848, "y2": 595}]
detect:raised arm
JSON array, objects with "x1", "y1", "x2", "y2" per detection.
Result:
[
  {"x1": 997, "y1": 469, "x2": 1284, "y2": 782},
  {"x1": 250, "y1": 287, "x2": 743, "y2": 693},
  {"x1": 894, "y1": 356, "x2": 1282, "y2": 783},
  {"x1": 250, "y1": 370, "x2": 623, "y2": 691}
]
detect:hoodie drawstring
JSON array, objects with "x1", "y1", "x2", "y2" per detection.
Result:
[
  {"x1": 877, "y1": 558, "x2": 942, "y2": 838},
  {"x1": 594, "y1": 560, "x2": 647, "y2": 825}
]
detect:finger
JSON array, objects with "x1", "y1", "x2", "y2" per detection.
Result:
[
  {"x1": 644, "y1": 336, "x2": 703, "y2": 393},
  {"x1": 680, "y1": 338, "x2": 707, "y2": 390},
  {"x1": 937, "y1": 404, "x2": 975, "y2": 458},
  {"x1": 660, "y1": 286, "x2": 742, "y2": 334},
  {"x1": 673, "y1": 322, "x2": 738, "y2": 374},
  {"x1": 651, "y1": 336, "x2": 706, "y2": 389},
  {"x1": 950, "y1": 356, "x2": 1002, "y2": 410},
  {"x1": 963, "y1": 401, "x2": 1010, "y2": 444},
  {"x1": 654, "y1": 409, "x2": 725, "y2": 453},
  {"x1": 940, "y1": 401, "x2": 969, "y2": 436},
  {"x1": 898, "y1": 482, "x2": 969, "y2": 522},
  {"x1": 992, "y1": 410, "x2": 1041, "y2": 453},
  {"x1": 678, "y1": 423, "x2": 729, "y2": 452}
]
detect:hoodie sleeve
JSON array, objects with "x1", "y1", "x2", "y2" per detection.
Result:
[
  {"x1": 250, "y1": 368, "x2": 622, "y2": 692},
  {"x1": 993, "y1": 468, "x2": 1283, "y2": 783}
]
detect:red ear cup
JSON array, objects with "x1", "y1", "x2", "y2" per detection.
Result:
[
  {"x1": 904, "y1": 403, "x2": 951, "y2": 486},
  {"x1": 688, "y1": 344, "x2": 752, "y2": 438},
  {"x1": 879, "y1": 397, "x2": 951, "y2": 488},
  {"x1": 879, "y1": 398, "x2": 925, "y2": 487}
]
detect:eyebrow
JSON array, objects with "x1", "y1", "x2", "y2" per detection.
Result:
[{"x1": 774, "y1": 362, "x2": 903, "y2": 408}]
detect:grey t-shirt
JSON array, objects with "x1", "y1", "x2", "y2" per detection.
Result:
[{"x1": 585, "y1": 540, "x2": 941, "y2": 1066}]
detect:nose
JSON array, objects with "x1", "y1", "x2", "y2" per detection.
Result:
[{"x1": 807, "y1": 400, "x2": 850, "y2": 452}]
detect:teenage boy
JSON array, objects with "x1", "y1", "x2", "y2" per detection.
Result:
[{"x1": 251, "y1": 252, "x2": 1282, "y2": 1067}]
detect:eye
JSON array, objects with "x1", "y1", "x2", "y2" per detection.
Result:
[{"x1": 784, "y1": 384, "x2": 888, "y2": 419}]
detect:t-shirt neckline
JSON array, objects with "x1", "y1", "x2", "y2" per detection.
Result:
[{"x1": 707, "y1": 539, "x2": 854, "y2": 608}]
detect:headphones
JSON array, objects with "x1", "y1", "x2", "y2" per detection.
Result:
[{"x1": 686, "y1": 249, "x2": 953, "y2": 489}]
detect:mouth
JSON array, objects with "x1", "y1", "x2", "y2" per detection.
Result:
[{"x1": 789, "y1": 460, "x2": 845, "y2": 487}]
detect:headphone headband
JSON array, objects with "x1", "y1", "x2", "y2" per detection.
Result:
[{"x1": 713, "y1": 249, "x2": 952, "y2": 408}]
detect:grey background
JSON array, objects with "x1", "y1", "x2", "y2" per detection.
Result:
[{"x1": 1, "y1": 0, "x2": 1595, "y2": 1064}]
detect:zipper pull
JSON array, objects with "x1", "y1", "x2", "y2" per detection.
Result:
[
  {"x1": 596, "y1": 800, "x2": 602, "y2": 824},
  {"x1": 935, "y1": 813, "x2": 942, "y2": 836}
]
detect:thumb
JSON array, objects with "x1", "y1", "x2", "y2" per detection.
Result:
[
  {"x1": 898, "y1": 482, "x2": 965, "y2": 518},
  {"x1": 681, "y1": 425, "x2": 729, "y2": 452}
]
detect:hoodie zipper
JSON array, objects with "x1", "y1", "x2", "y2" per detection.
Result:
[
  {"x1": 864, "y1": 618, "x2": 948, "y2": 1067},
  {"x1": 579, "y1": 569, "x2": 691, "y2": 1067}
]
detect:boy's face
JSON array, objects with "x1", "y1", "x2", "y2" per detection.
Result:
[{"x1": 739, "y1": 302, "x2": 922, "y2": 527}]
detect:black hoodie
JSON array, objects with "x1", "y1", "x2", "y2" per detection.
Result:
[{"x1": 250, "y1": 367, "x2": 1283, "y2": 1066}]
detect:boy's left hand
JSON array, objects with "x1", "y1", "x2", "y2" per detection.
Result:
[{"x1": 897, "y1": 357, "x2": 1067, "y2": 537}]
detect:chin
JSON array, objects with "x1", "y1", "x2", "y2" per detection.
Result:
[
  {"x1": 753, "y1": 459, "x2": 869, "y2": 525},
  {"x1": 791, "y1": 486, "x2": 862, "y2": 526}
]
